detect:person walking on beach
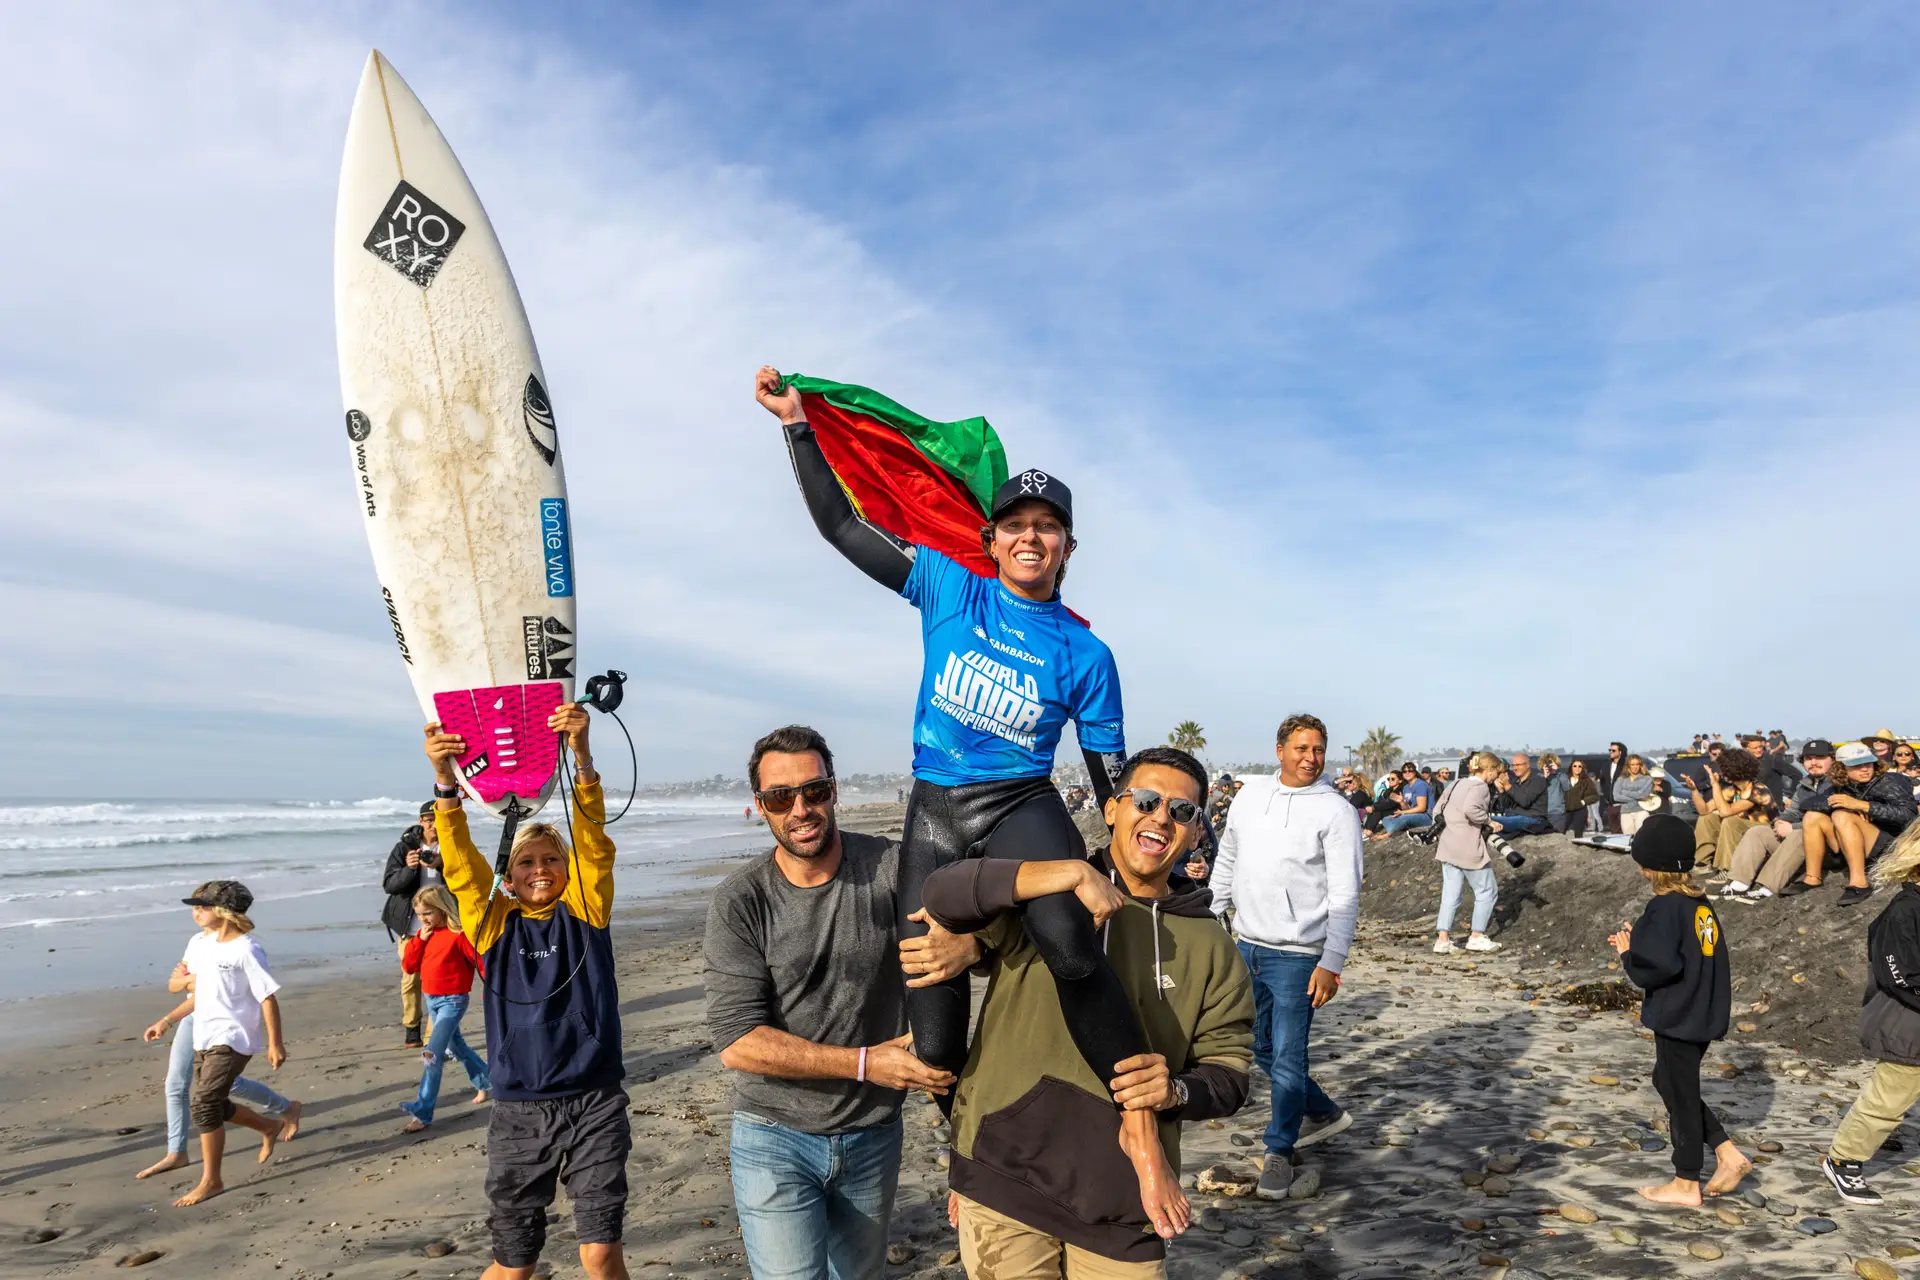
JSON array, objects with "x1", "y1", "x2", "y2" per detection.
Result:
[
  {"x1": 1210, "y1": 713, "x2": 1362, "y2": 1199},
  {"x1": 136, "y1": 944, "x2": 299, "y2": 1182},
  {"x1": 398, "y1": 884, "x2": 489, "y2": 1132},
  {"x1": 142, "y1": 880, "x2": 290, "y2": 1207},
  {"x1": 427, "y1": 704, "x2": 629, "y2": 1280},
  {"x1": 1608, "y1": 815, "x2": 1749, "y2": 1207},
  {"x1": 1820, "y1": 824, "x2": 1920, "y2": 1206},
  {"x1": 757, "y1": 367, "x2": 1186, "y2": 1234},
  {"x1": 705, "y1": 725, "x2": 981, "y2": 1278},
  {"x1": 1432, "y1": 753, "x2": 1504, "y2": 955},
  {"x1": 921, "y1": 746, "x2": 1254, "y2": 1274},
  {"x1": 383, "y1": 800, "x2": 444, "y2": 1048}
]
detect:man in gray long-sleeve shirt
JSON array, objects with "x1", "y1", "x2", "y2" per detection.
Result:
[{"x1": 703, "y1": 725, "x2": 980, "y2": 1279}]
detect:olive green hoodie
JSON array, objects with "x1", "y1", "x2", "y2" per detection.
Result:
[{"x1": 923, "y1": 853, "x2": 1253, "y2": 1264}]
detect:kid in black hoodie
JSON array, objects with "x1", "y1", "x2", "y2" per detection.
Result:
[{"x1": 1610, "y1": 814, "x2": 1750, "y2": 1207}]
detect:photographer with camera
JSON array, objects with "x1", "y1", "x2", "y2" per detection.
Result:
[
  {"x1": 1431, "y1": 752, "x2": 1522, "y2": 956},
  {"x1": 382, "y1": 800, "x2": 445, "y2": 1048}
]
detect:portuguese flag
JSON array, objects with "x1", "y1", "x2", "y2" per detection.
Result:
[{"x1": 782, "y1": 374, "x2": 1009, "y2": 578}]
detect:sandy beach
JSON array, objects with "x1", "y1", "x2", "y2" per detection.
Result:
[{"x1": 6, "y1": 812, "x2": 1920, "y2": 1279}]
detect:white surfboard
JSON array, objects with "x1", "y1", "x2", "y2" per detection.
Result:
[{"x1": 334, "y1": 50, "x2": 575, "y2": 819}]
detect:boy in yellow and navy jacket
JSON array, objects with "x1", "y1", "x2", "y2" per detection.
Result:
[{"x1": 428, "y1": 704, "x2": 628, "y2": 1280}]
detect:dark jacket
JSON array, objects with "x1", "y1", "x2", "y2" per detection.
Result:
[
  {"x1": 1806, "y1": 771, "x2": 1918, "y2": 839},
  {"x1": 381, "y1": 827, "x2": 430, "y2": 941},
  {"x1": 1565, "y1": 776, "x2": 1601, "y2": 810},
  {"x1": 1861, "y1": 884, "x2": 1920, "y2": 1067},
  {"x1": 1759, "y1": 752, "x2": 1803, "y2": 806},
  {"x1": 1498, "y1": 771, "x2": 1549, "y2": 821},
  {"x1": 1623, "y1": 891, "x2": 1731, "y2": 1044},
  {"x1": 924, "y1": 852, "x2": 1252, "y2": 1265},
  {"x1": 1778, "y1": 773, "x2": 1832, "y2": 827}
]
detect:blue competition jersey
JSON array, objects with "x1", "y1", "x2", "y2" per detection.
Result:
[{"x1": 901, "y1": 547, "x2": 1124, "y2": 785}]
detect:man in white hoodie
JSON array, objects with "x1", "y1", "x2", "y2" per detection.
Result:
[{"x1": 1210, "y1": 712, "x2": 1364, "y2": 1198}]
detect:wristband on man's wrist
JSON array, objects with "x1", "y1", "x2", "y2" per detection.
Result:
[
  {"x1": 856, "y1": 1045, "x2": 869, "y2": 1084},
  {"x1": 433, "y1": 782, "x2": 461, "y2": 800}
]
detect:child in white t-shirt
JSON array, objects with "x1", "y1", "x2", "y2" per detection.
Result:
[{"x1": 143, "y1": 880, "x2": 289, "y2": 1208}]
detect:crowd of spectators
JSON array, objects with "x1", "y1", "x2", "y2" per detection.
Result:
[{"x1": 1356, "y1": 728, "x2": 1920, "y2": 911}]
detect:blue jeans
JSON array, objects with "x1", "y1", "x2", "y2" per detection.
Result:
[
  {"x1": 1239, "y1": 944, "x2": 1336, "y2": 1157},
  {"x1": 402, "y1": 994, "x2": 489, "y2": 1125},
  {"x1": 730, "y1": 1110, "x2": 902, "y2": 1280},
  {"x1": 1489, "y1": 814, "x2": 1547, "y2": 836},
  {"x1": 1436, "y1": 864, "x2": 1498, "y2": 935},
  {"x1": 166, "y1": 1014, "x2": 288, "y2": 1154},
  {"x1": 1381, "y1": 813, "x2": 1431, "y2": 835}
]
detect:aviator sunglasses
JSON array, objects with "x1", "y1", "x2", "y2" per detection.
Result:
[
  {"x1": 755, "y1": 778, "x2": 835, "y2": 814},
  {"x1": 1117, "y1": 788, "x2": 1202, "y2": 825}
]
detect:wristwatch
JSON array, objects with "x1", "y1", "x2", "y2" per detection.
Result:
[
  {"x1": 433, "y1": 782, "x2": 461, "y2": 800},
  {"x1": 1164, "y1": 1076, "x2": 1190, "y2": 1111}
]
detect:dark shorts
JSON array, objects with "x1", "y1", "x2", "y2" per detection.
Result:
[
  {"x1": 190, "y1": 1046, "x2": 251, "y2": 1134},
  {"x1": 485, "y1": 1085, "x2": 631, "y2": 1267}
]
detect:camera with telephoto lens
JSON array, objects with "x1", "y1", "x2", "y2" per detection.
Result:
[
  {"x1": 1486, "y1": 829, "x2": 1525, "y2": 869},
  {"x1": 400, "y1": 825, "x2": 424, "y2": 852}
]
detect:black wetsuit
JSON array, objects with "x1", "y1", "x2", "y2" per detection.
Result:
[{"x1": 779, "y1": 418, "x2": 1146, "y2": 1097}]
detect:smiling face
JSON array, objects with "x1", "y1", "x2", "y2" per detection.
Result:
[
  {"x1": 1106, "y1": 762, "x2": 1202, "y2": 889},
  {"x1": 1846, "y1": 761, "x2": 1878, "y2": 786},
  {"x1": 755, "y1": 749, "x2": 838, "y2": 860},
  {"x1": 1510, "y1": 754, "x2": 1531, "y2": 779},
  {"x1": 1276, "y1": 726, "x2": 1327, "y2": 787},
  {"x1": 988, "y1": 500, "x2": 1070, "y2": 597},
  {"x1": 415, "y1": 902, "x2": 450, "y2": 931},
  {"x1": 508, "y1": 837, "x2": 570, "y2": 910}
]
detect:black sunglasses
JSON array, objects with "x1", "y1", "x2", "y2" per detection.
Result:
[
  {"x1": 1118, "y1": 788, "x2": 1201, "y2": 825},
  {"x1": 755, "y1": 778, "x2": 835, "y2": 814}
]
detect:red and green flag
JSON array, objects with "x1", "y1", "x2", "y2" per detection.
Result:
[{"x1": 781, "y1": 373, "x2": 1009, "y2": 578}]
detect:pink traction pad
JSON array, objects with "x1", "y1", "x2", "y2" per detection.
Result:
[{"x1": 433, "y1": 682, "x2": 566, "y2": 806}]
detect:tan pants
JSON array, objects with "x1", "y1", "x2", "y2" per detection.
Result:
[
  {"x1": 1832, "y1": 1061, "x2": 1920, "y2": 1162},
  {"x1": 1622, "y1": 809, "x2": 1650, "y2": 837},
  {"x1": 399, "y1": 936, "x2": 423, "y2": 1030},
  {"x1": 955, "y1": 1196, "x2": 1164, "y2": 1279},
  {"x1": 1730, "y1": 826, "x2": 1807, "y2": 892},
  {"x1": 1695, "y1": 814, "x2": 1763, "y2": 871}
]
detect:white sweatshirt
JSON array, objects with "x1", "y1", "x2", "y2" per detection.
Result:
[{"x1": 1209, "y1": 773, "x2": 1365, "y2": 975}]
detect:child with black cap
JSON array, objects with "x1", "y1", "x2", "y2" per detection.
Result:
[{"x1": 1609, "y1": 813, "x2": 1750, "y2": 1206}]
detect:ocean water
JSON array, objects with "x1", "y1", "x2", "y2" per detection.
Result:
[{"x1": 0, "y1": 793, "x2": 776, "y2": 1003}]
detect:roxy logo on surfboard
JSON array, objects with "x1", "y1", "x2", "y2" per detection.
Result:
[{"x1": 363, "y1": 180, "x2": 466, "y2": 286}]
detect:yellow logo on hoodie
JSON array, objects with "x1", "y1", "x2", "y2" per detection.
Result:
[{"x1": 1694, "y1": 904, "x2": 1718, "y2": 957}]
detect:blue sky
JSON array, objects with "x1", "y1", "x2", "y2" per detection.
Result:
[{"x1": 4, "y1": 2, "x2": 1919, "y2": 797}]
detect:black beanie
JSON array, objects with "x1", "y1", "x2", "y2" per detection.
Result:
[{"x1": 1631, "y1": 813, "x2": 1693, "y2": 872}]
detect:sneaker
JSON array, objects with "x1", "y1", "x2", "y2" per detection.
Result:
[
  {"x1": 1256, "y1": 1153, "x2": 1295, "y2": 1200},
  {"x1": 1839, "y1": 885, "x2": 1875, "y2": 907},
  {"x1": 1725, "y1": 881, "x2": 1750, "y2": 894},
  {"x1": 1821, "y1": 1155, "x2": 1883, "y2": 1206},
  {"x1": 1746, "y1": 885, "x2": 1773, "y2": 900},
  {"x1": 402, "y1": 1025, "x2": 423, "y2": 1048},
  {"x1": 1433, "y1": 938, "x2": 1456, "y2": 954},
  {"x1": 1295, "y1": 1108, "x2": 1353, "y2": 1149},
  {"x1": 1464, "y1": 936, "x2": 1501, "y2": 953}
]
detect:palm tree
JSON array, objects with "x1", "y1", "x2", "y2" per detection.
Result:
[
  {"x1": 1167, "y1": 720, "x2": 1207, "y2": 755},
  {"x1": 1358, "y1": 726, "x2": 1402, "y2": 779}
]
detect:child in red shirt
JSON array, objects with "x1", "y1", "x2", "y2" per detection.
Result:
[{"x1": 399, "y1": 885, "x2": 489, "y2": 1131}]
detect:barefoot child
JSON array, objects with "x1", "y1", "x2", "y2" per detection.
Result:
[
  {"x1": 399, "y1": 884, "x2": 490, "y2": 1132},
  {"x1": 1820, "y1": 823, "x2": 1920, "y2": 1206},
  {"x1": 427, "y1": 703, "x2": 631, "y2": 1280},
  {"x1": 138, "y1": 948, "x2": 299, "y2": 1181},
  {"x1": 1609, "y1": 814, "x2": 1749, "y2": 1206},
  {"x1": 145, "y1": 881, "x2": 289, "y2": 1207}
]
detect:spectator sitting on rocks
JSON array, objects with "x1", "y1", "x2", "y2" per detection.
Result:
[
  {"x1": 1563, "y1": 760, "x2": 1600, "y2": 837},
  {"x1": 1863, "y1": 730, "x2": 1900, "y2": 766},
  {"x1": 1727, "y1": 739, "x2": 1835, "y2": 900},
  {"x1": 1542, "y1": 753, "x2": 1569, "y2": 833},
  {"x1": 1366, "y1": 763, "x2": 1433, "y2": 841},
  {"x1": 1488, "y1": 753, "x2": 1550, "y2": 838},
  {"x1": 1614, "y1": 755, "x2": 1656, "y2": 837},
  {"x1": 1788, "y1": 743, "x2": 1920, "y2": 907},
  {"x1": 1684, "y1": 748, "x2": 1770, "y2": 873},
  {"x1": 1333, "y1": 773, "x2": 1372, "y2": 815},
  {"x1": 1757, "y1": 734, "x2": 1802, "y2": 806}
]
